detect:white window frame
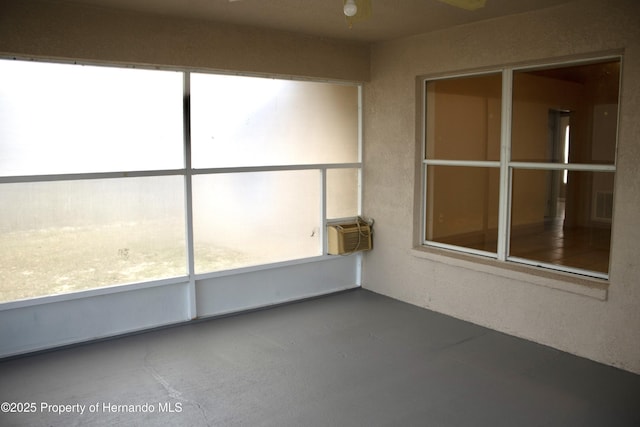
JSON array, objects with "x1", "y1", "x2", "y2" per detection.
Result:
[{"x1": 421, "y1": 56, "x2": 621, "y2": 280}]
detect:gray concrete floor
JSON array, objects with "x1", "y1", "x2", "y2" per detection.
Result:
[{"x1": 1, "y1": 289, "x2": 639, "y2": 426}]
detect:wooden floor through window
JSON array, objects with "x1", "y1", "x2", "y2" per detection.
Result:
[{"x1": 510, "y1": 220, "x2": 611, "y2": 274}]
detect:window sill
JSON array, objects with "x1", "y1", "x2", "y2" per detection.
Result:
[{"x1": 410, "y1": 246, "x2": 608, "y2": 301}]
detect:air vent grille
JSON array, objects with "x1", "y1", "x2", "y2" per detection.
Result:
[{"x1": 594, "y1": 191, "x2": 613, "y2": 222}]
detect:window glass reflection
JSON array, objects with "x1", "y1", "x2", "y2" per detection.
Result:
[
  {"x1": 511, "y1": 60, "x2": 620, "y2": 164},
  {"x1": 510, "y1": 169, "x2": 613, "y2": 273},
  {"x1": 425, "y1": 74, "x2": 502, "y2": 161},
  {"x1": 426, "y1": 165, "x2": 500, "y2": 253}
]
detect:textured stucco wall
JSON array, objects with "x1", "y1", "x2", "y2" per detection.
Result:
[
  {"x1": 363, "y1": 0, "x2": 640, "y2": 373},
  {"x1": 0, "y1": 0, "x2": 369, "y2": 82}
]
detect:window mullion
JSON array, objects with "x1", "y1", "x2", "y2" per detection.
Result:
[
  {"x1": 183, "y1": 72, "x2": 197, "y2": 319},
  {"x1": 509, "y1": 162, "x2": 616, "y2": 172},
  {"x1": 421, "y1": 78, "x2": 430, "y2": 244},
  {"x1": 497, "y1": 68, "x2": 513, "y2": 261}
]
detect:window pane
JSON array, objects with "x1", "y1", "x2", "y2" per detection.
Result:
[
  {"x1": 327, "y1": 168, "x2": 359, "y2": 219},
  {"x1": 191, "y1": 74, "x2": 359, "y2": 167},
  {"x1": 511, "y1": 60, "x2": 620, "y2": 164},
  {"x1": 193, "y1": 170, "x2": 321, "y2": 273},
  {"x1": 425, "y1": 166, "x2": 500, "y2": 253},
  {"x1": 0, "y1": 60, "x2": 184, "y2": 176},
  {"x1": 0, "y1": 177, "x2": 186, "y2": 302},
  {"x1": 510, "y1": 169, "x2": 612, "y2": 273},
  {"x1": 425, "y1": 74, "x2": 502, "y2": 161}
]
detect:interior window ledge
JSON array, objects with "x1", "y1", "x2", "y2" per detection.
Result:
[{"x1": 410, "y1": 246, "x2": 608, "y2": 301}]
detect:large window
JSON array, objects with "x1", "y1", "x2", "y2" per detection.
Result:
[
  {"x1": 0, "y1": 60, "x2": 361, "y2": 303},
  {"x1": 422, "y1": 58, "x2": 620, "y2": 278}
]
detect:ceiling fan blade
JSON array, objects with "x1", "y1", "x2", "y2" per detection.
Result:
[{"x1": 437, "y1": 0, "x2": 487, "y2": 11}]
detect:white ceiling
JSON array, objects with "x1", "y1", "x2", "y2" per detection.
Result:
[{"x1": 63, "y1": 0, "x2": 577, "y2": 43}]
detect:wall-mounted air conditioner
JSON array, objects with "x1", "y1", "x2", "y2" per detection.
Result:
[{"x1": 327, "y1": 217, "x2": 373, "y2": 255}]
